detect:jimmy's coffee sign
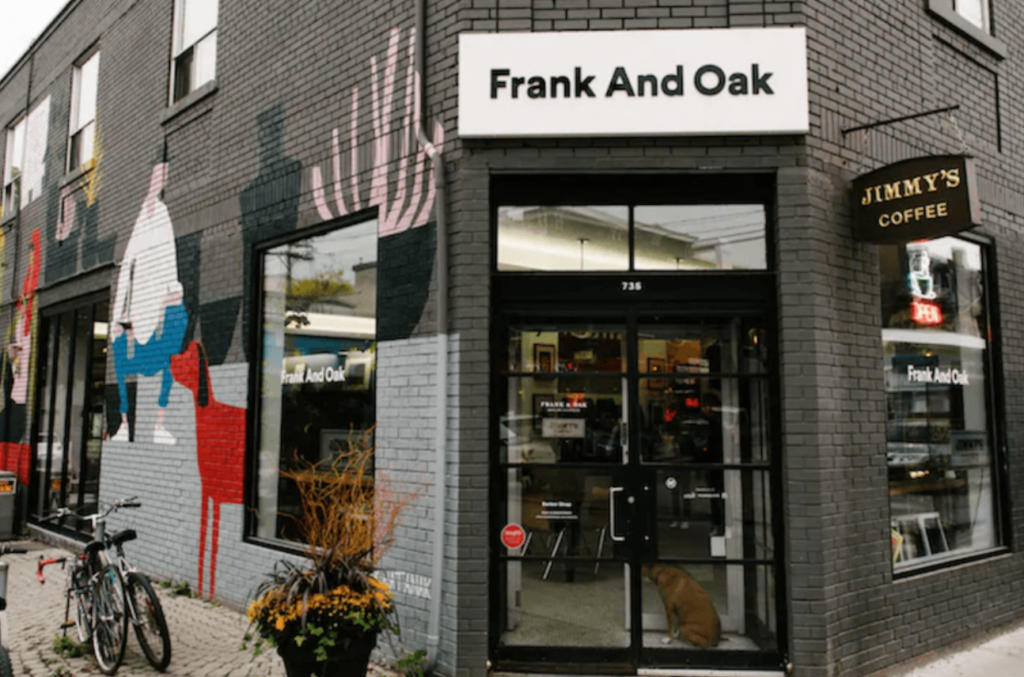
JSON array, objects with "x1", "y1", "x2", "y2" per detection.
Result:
[
  {"x1": 458, "y1": 28, "x2": 809, "y2": 137},
  {"x1": 852, "y1": 155, "x2": 981, "y2": 244}
]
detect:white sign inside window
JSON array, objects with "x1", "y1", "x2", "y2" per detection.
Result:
[{"x1": 459, "y1": 28, "x2": 809, "y2": 138}]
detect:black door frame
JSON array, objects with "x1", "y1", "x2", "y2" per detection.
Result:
[{"x1": 488, "y1": 170, "x2": 787, "y2": 674}]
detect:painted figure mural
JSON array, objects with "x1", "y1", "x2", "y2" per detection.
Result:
[
  {"x1": 310, "y1": 26, "x2": 443, "y2": 341},
  {"x1": 110, "y1": 163, "x2": 188, "y2": 444},
  {"x1": 171, "y1": 341, "x2": 245, "y2": 599},
  {"x1": 0, "y1": 230, "x2": 41, "y2": 485}
]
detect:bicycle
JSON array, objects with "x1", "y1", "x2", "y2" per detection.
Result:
[
  {"x1": 107, "y1": 524, "x2": 171, "y2": 670},
  {"x1": 0, "y1": 542, "x2": 29, "y2": 677},
  {"x1": 37, "y1": 500, "x2": 134, "y2": 675}
]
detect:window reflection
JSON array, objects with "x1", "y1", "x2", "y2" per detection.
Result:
[
  {"x1": 634, "y1": 206, "x2": 767, "y2": 271},
  {"x1": 255, "y1": 220, "x2": 378, "y2": 542},
  {"x1": 881, "y1": 237, "x2": 998, "y2": 569},
  {"x1": 498, "y1": 206, "x2": 629, "y2": 271}
]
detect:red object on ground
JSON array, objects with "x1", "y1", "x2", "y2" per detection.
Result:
[{"x1": 501, "y1": 523, "x2": 526, "y2": 550}]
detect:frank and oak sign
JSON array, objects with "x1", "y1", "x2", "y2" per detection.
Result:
[
  {"x1": 852, "y1": 156, "x2": 981, "y2": 244},
  {"x1": 458, "y1": 28, "x2": 809, "y2": 137}
]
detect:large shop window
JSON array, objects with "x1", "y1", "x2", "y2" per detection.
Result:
[
  {"x1": 881, "y1": 236, "x2": 1002, "y2": 571},
  {"x1": 252, "y1": 219, "x2": 378, "y2": 543}
]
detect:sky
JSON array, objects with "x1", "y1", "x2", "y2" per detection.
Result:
[{"x1": 0, "y1": 0, "x2": 70, "y2": 81}]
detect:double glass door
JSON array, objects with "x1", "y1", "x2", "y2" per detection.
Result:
[
  {"x1": 495, "y1": 311, "x2": 784, "y2": 672},
  {"x1": 32, "y1": 299, "x2": 110, "y2": 535}
]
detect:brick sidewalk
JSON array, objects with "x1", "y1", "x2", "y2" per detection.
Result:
[{"x1": 3, "y1": 541, "x2": 397, "y2": 677}]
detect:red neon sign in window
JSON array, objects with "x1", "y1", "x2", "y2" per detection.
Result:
[{"x1": 911, "y1": 300, "x2": 942, "y2": 325}]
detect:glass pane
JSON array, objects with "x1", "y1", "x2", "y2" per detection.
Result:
[
  {"x1": 82, "y1": 303, "x2": 108, "y2": 521},
  {"x1": 181, "y1": 0, "x2": 218, "y2": 48},
  {"x1": 634, "y1": 206, "x2": 767, "y2": 271},
  {"x1": 649, "y1": 469, "x2": 772, "y2": 560},
  {"x1": 881, "y1": 237, "x2": 997, "y2": 569},
  {"x1": 194, "y1": 31, "x2": 217, "y2": 88},
  {"x1": 68, "y1": 309, "x2": 91, "y2": 512},
  {"x1": 33, "y1": 319, "x2": 55, "y2": 518},
  {"x1": 255, "y1": 219, "x2": 378, "y2": 542},
  {"x1": 42, "y1": 313, "x2": 74, "y2": 518},
  {"x1": 641, "y1": 562, "x2": 776, "y2": 651},
  {"x1": 639, "y1": 377, "x2": 770, "y2": 464},
  {"x1": 497, "y1": 206, "x2": 629, "y2": 271},
  {"x1": 956, "y1": 0, "x2": 988, "y2": 30},
  {"x1": 503, "y1": 376, "x2": 623, "y2": 464},
  {"x1": 507, "y1": 325, "x2": 625, "y2": 373},
  {"x1": 75, "y1": 52, "x2": 100, "y2": 132},
  {"x1": 500, "y1": 560, "x2": 629, "y2": 647}
]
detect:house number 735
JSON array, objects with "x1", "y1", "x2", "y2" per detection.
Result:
[{"x1": 622, "y1": 281, "x2": 643, "y2": 291}]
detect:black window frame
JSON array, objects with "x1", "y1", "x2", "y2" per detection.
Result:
[
  {"x1": 244, "y1": 211, "x2": 380, "y2": 553},
  {"x1": 881, "y1": 230, "x2": 1011, "y2": 578}
]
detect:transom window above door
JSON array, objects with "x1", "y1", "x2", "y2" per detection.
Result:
[{"x1": 497, "y1": 204, "x2": 766, "y2": 272}]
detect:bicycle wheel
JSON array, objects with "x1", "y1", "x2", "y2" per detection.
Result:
[
  {"x1": 0, "y1": 644, "x2": 14, "y2": 677},
  {"x1": 126, "y1": 572, "x2": 171, "y2": 670},
  {"x1": 69, "y1": 566, "x2": 93, "y2": 644},
  {"x1": 91, "y1": 564, "x2": 129, "y2": 675}
]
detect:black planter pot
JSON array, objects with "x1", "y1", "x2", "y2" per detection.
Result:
[{"x1": 276, "y1": 632, "x2": 377, "y2": 677}]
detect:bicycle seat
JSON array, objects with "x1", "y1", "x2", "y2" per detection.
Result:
[
  {"x1": 111, "y1": 529, "x2": 137, "y2": 546},
  {"x1": 84, "y1": 540, "x2": 105, "y2": 556}
]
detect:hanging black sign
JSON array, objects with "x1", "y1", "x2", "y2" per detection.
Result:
[{"x1": 852, "y1": 155, "x2": 981, "y2": 244}]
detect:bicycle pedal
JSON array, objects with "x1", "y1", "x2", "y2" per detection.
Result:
[{"x1": 60, "y1": 621, "x2": 75, "y2": 629}]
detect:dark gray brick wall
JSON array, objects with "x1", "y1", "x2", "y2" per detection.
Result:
[{"x1": 4, "y1": 1, "x2": 1024, "y2": 676}]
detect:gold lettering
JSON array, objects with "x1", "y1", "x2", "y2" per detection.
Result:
[
  {"x1": 902, "y1": 178, "x2": 923, "y2": 197},
  {"x1": 937, "y1": 202, "x2": 948, "y2": 217},
  {"x1": 922, "y1": 173, "x2": 940, "y2": 192},
  {"x1": 879, "y1": 213, "x2": 890, "y2": 227},
  {"x1": 862, "y1": 188, "x2": 873, "y2": 206},
  {"x1": 946, "y1": 168, "x2": 961, "y2": 188},
  {"x1": 914, "y1": 206, "x2": 924, "y2": 221},
  {"x1": 874, "y1": 185, "x2": 883, "y2": 204},
  {"x1": 892, "y1": 210, "x2": 903, "y2": 225},
  {"x1": 884, "y1": 182, "x2": 902, "y2": 201},
  {"x1": 926, "y1": 204, "x2": 936, "y2": 218}
]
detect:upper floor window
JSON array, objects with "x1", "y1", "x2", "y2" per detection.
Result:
[
  {"x1": 171, "y1": 0, "x2": 218, "y2": 103},
  {"x1": 69, "y1": 51, "x2": 100, "y2": 172},
  {"x1": 2, "y1": 117, "x2": 27, "y2": 220},
  {"x1": 955, "y1": 0, "x2": 990, "y2": 31}
]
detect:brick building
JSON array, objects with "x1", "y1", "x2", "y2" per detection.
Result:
[{"x1": 1, "y1": 1, "x2": 1023, "y2": 676}]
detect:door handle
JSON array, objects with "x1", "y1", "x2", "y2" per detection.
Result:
[{"x1": 609, "y1": 486, "x2": 626, "y2": 542}]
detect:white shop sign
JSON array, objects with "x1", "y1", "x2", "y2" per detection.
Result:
[{"x1": 459, "y1": 28, "x2": 809, "y2": 138}]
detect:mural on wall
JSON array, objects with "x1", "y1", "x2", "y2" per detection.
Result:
[
  {"x1": 0, "y1": 230, "x2": 42, "y2": 485},
  {"x1": 45, "y1": 99, "x2": 114, "y2": 284},
  {"x1": 110, "y1": 163, "x2": 188, "y2": 444},
  {"x1": 310, "y1": 26, "x2": 442, "y2": 341},
  {"x1": 170, "y1": 340, "x2": 245, "y2": 599},
  {"x1": 238, "y1": 103, "x2": 302, "y2": 361}
]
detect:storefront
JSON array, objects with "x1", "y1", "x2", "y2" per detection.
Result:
[{"x1": 490, "y1": 175, "x2": 785, "y2": 673}]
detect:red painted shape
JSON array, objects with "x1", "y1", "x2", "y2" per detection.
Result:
[
  {"x1": 171, "y1": 341, "x2": 246, "y2": 599},
  {"x1": 501, "y1": 524, "x2": 526, "y2": 550},
  {"x1": 0, "y1": 442, "x2": 31, "y2": 486}
]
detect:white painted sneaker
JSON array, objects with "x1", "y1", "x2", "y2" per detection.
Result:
[
  {"x1": 110, "y1": 425, "x2": 130, "y2": 443},
  {"x1": 153, "y1": 425, "x2": 176, "y2": 445}
]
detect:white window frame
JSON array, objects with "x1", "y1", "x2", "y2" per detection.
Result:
[
  {"x1": 170, "y1": 0, "x2": 219, "y2": 103},
  {"x1": 68, "y1": 50, "x2": 100, "y2": 172},
  {"x1": 955, "y1": 0, "x2": 991, "y2": 32},
  {"x1": 2, "y1": 117, "x2": 27, "y2": 220}
]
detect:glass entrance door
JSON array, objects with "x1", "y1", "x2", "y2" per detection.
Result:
[
  {"x1": 494, "y1": 313, "x2": 783, "y2": 672},
  {"x1": 32, "y1": 299, "x2": 110, "y2": 535}
]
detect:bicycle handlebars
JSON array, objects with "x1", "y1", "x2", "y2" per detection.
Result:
[{"x1": 36, "y1": 556, "x2": 68, "y2": 584}]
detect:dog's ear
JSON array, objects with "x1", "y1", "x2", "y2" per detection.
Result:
[{"x1": 197, "y1": 343, "x2": 209, "y2": 408}]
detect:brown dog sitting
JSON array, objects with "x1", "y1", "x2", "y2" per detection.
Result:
[{"x1": 642, "y1": 563, "x2": 722, "y2": 648}]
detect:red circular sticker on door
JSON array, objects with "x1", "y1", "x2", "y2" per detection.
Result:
[{"x1": 501, "y1": 524, "x2": 526, "y2": 550}]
